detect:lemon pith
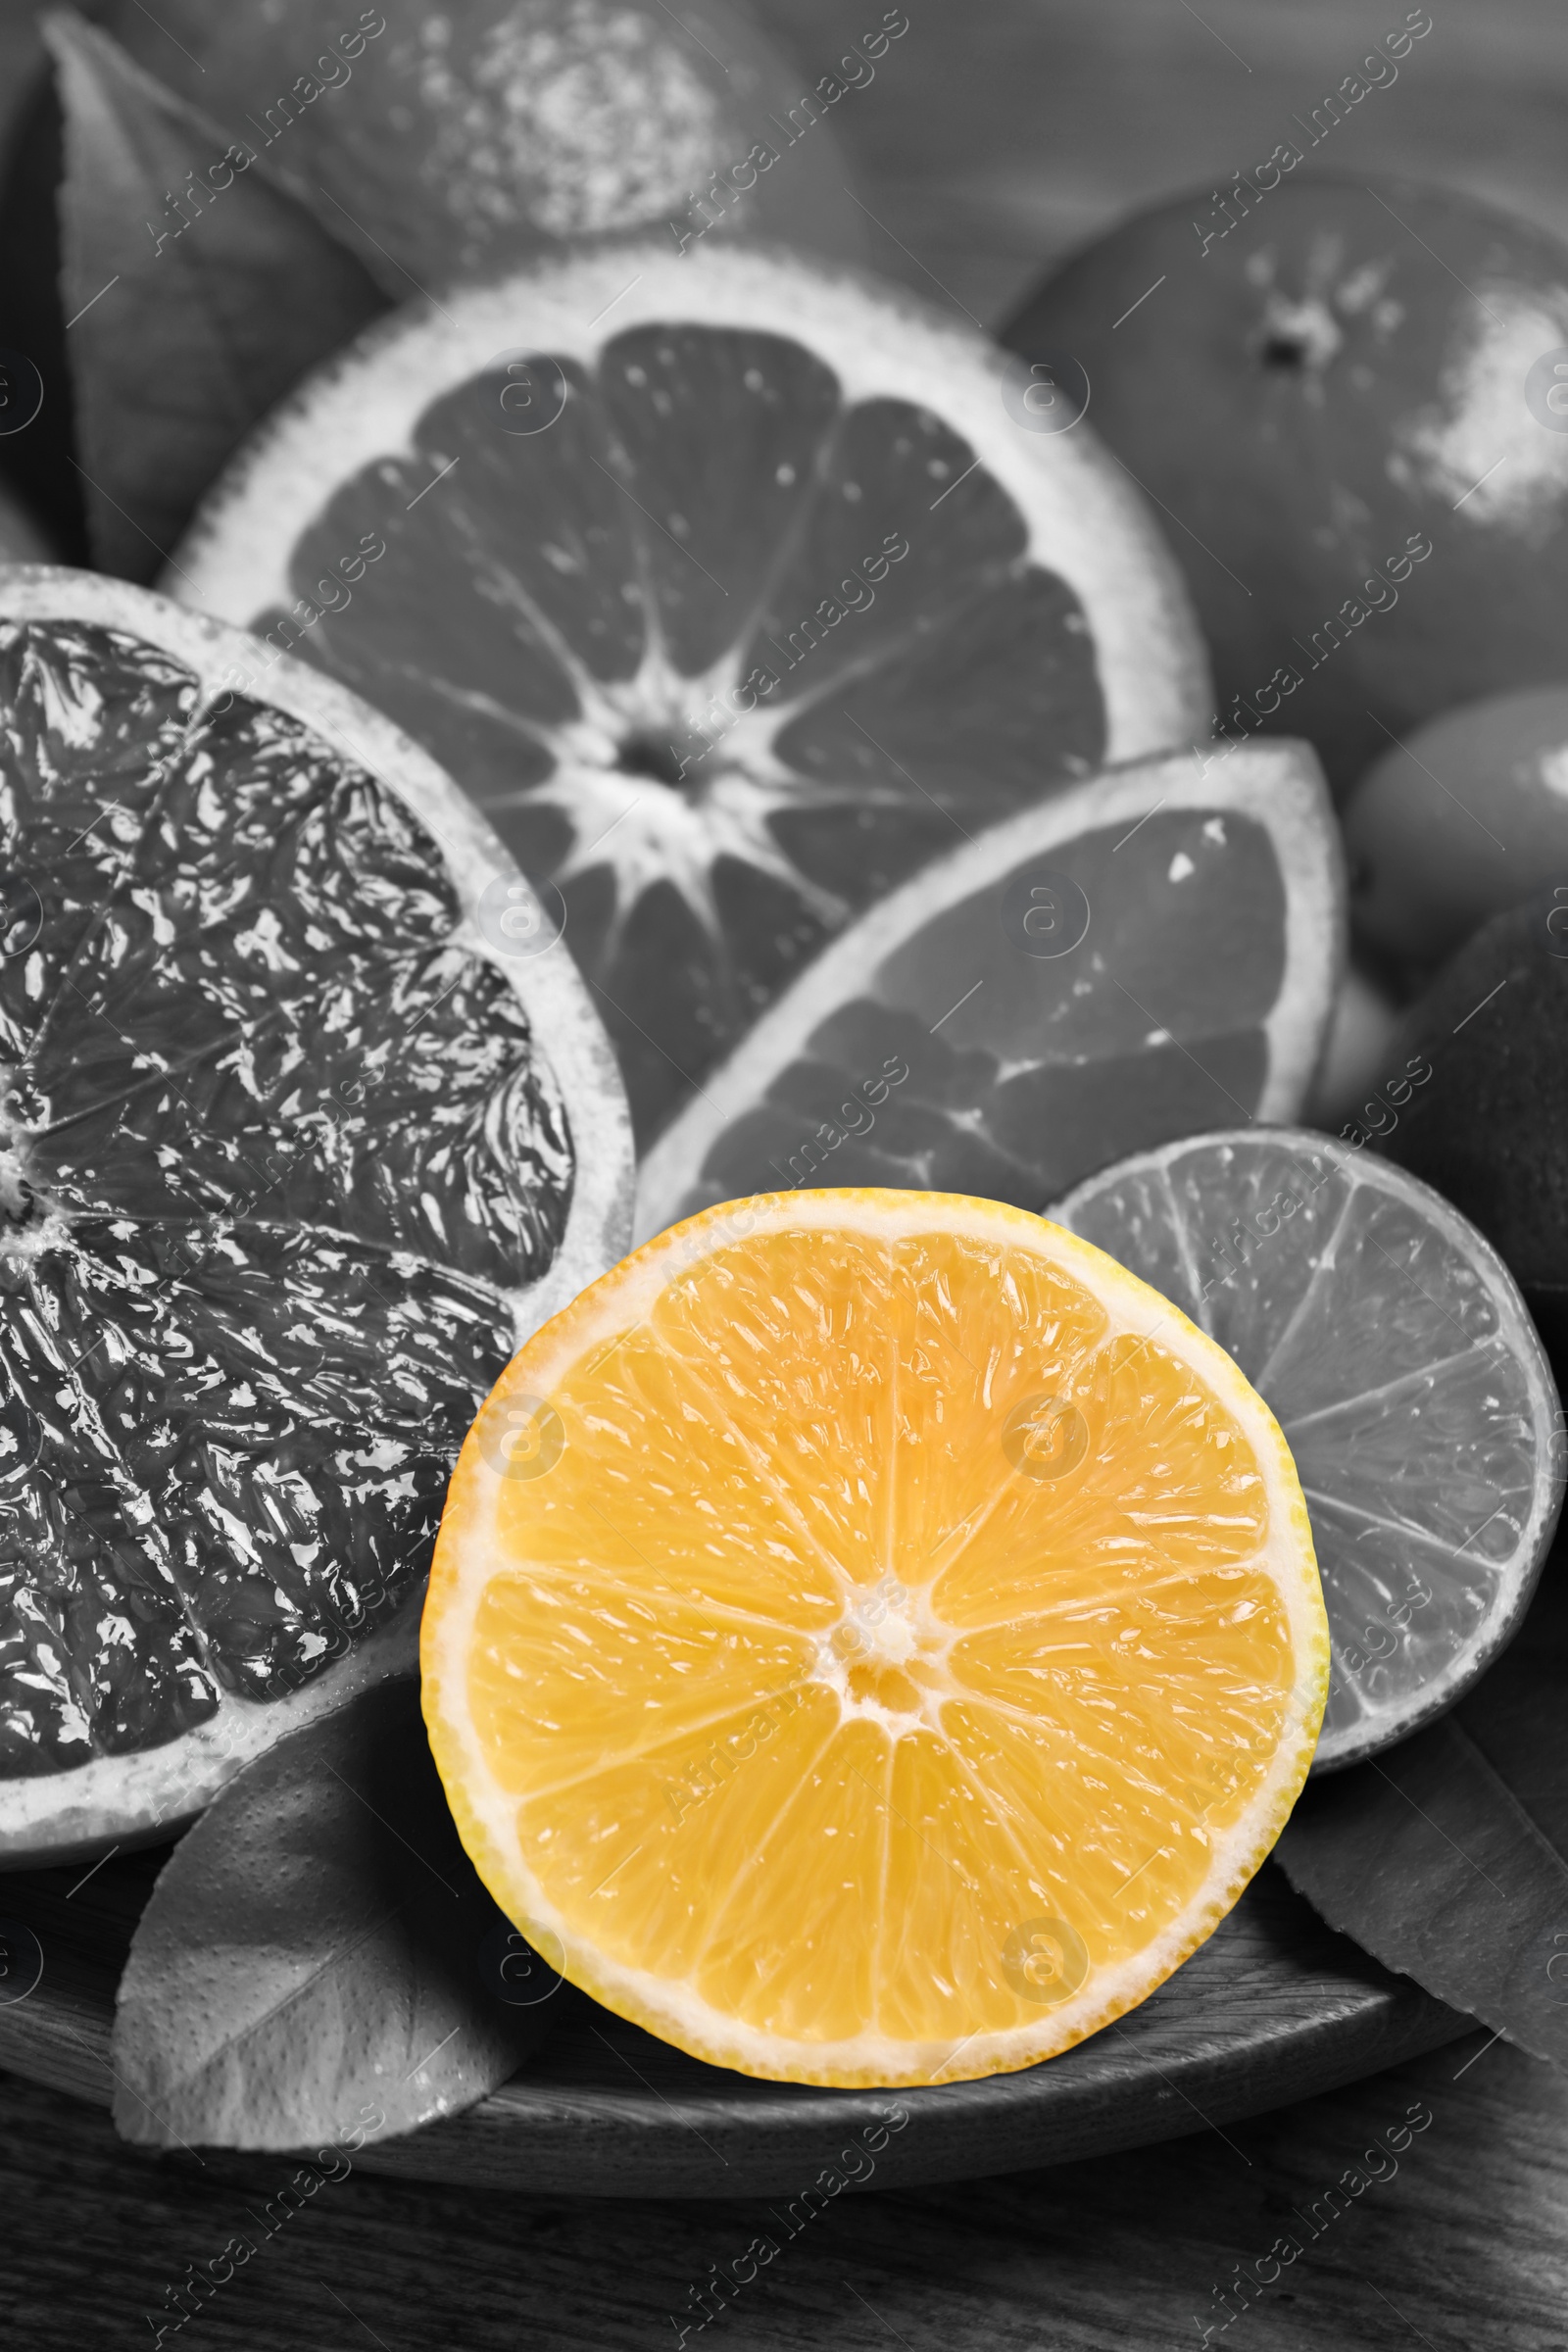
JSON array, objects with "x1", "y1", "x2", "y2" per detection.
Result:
[{"x1": 422, "y1": 1189, "x2": 1328, "y2": 2088}]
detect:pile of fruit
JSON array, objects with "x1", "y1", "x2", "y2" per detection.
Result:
[{"x1": 0, "y1": 0, "x2": 1565, "y2": 2145}]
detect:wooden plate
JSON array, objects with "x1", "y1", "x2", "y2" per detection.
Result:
[{"x1": 0, "y1": 1846, "x2": 1465, "y2": 2197}]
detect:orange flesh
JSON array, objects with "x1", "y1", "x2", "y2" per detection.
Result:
[{"x1": 453, "y1": 1222, "x2": 1298, "y2": 2051}]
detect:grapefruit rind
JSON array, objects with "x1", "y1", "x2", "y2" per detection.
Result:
[
  {"x1": 171, "y1": 237, "x2": 1209, "y2": 773},
  {"x1": 421, "y1": 1187, "x2": 1329, "y2": 2088},
  {"x1": 0, "y1": 568, "x2": 635, "y2": 1866},
  {"x1": 1054, "y1": 1129, "x2": 1563, "y2": 1773},
  {"x1": 634, "y1": 740, "x2": 1344, "y2": 1241}
]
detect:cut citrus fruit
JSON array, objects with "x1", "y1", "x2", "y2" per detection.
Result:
[
  {"x1": 422, "y1": 1187, "x2": 1328, "y2": 2086},
  {"x1": 636, "y1": 741, "x2": 1342, "y2": 1239},
  {"x1": 1054, "y1": 1130, "x2": 1562, "y2": 1771},
  {"x1": 0, "y1": 567, "x2": 632, "y2": 1863},
  {"x1": 171, "y1": 238, "x2": 1209, "y2": 1144}
]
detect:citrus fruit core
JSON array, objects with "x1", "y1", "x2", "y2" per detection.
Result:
[{"x1": 423, "y1": 1189, "x2": 1328, "y2": 2086}]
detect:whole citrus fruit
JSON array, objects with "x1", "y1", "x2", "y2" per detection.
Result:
[
  {"x1": 104, "y1": 0, "x2": 877, "y2": 285},
  {"x1": 1382, "y1": 898, "x2": 1568, "y2": 1373},
  {"x1": 1006, "y1": 175, "x2": 1568, "y2": 793},
  {"x1": 1347, "y1": 685, "x2": 1568, "y2": 983},
  {"x1": 1379, "y1": 893, "x2": 1568, "y2": 1372}
]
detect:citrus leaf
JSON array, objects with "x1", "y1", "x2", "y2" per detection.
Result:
[
  {"x1": 111, "y1": 1677, "x2": 561, "y2": 2150},
  {"x1": 1276, "y1": 1544, "x2": 1568, "y2": 2066},
  {"x1": 48, "y1": 9, "x2": 388, "y2": 579}
]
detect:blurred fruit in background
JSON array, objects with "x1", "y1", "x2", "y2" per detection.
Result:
[
  {"x1": 1304, "y1": 957, "x2": 1402, "y2": 1126},
  {"x1": 0, "y1": 475, "x2": 51, "y2": 561},
  {"x1": 102, "y1": 0, "x2": 875, "y2": 284},
  {"x1": 1381, "y1": 891, "x2": 1568, "y2": 1371},
  {"x1": 1005, "y1": 175, "x2": 1568, "y2": 796},
  {"x1": 1347, "y1": 685, "x2": 1568, "y2": 986},
  {"x1": 0, "y1": 0, "x2": 875, "y2": 555}
]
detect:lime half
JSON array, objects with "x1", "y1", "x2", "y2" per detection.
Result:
[{"x1": 1054, "y1": 1129, "x2": 1562, "y2": 1770}]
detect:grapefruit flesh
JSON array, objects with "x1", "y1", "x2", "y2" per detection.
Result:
[
  {"x1": 172, "y1": 240, "x2": 1209, "y2": 1145},
  {"x1": 635, "y1": 741, "x2": 1342, "y2": 1238},
  {"x1": 0, "y1": 569, "x2": 631, "y2": 1864}
]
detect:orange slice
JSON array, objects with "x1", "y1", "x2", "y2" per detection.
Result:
[{"x1": 422, "y1": 1190, "x2": 1328, "y2": 2086}]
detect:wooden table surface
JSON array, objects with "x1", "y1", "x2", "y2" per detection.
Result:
[
  {"x1": 5, "y1": 1, "x2": 1568, "y2": 2344},
  {"x1": 4, "y1": 2024, "x2": 1565, "y2": 2349}
]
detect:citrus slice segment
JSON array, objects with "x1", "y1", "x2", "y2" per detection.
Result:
[
  {"x1": 635, "y1": 741, "x2": 1341, "y2": 1240},
  {"x1": 171, "y1": 238, "x2": 1209, "y2": 1144},
  {"x1": 422, "y1": 1188, "x2": 1328, "y2": 2087},
  {"x1": 0, "y1": 567, "x2": 632, "y2": 1864},
  {"x1": 1053, "y1": 1131, "x2": 1562, "y2": 1771}
]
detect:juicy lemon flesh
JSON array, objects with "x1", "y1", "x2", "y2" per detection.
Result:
[{"x1": 438, "y1": 1210, "x2": 1314, "y2": 2073}]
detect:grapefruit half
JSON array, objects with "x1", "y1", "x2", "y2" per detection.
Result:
[{"x1": 0, "y1": 568, "x2": 631, "y2": 1864}]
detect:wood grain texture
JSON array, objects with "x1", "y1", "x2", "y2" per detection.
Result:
[
  {"x1": 3, "y1": 2024, "x2": 1566, "y2": 2349},
  {"x1": 0, "y1": 1848, "x2": 1468, "y2": 2195}
]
